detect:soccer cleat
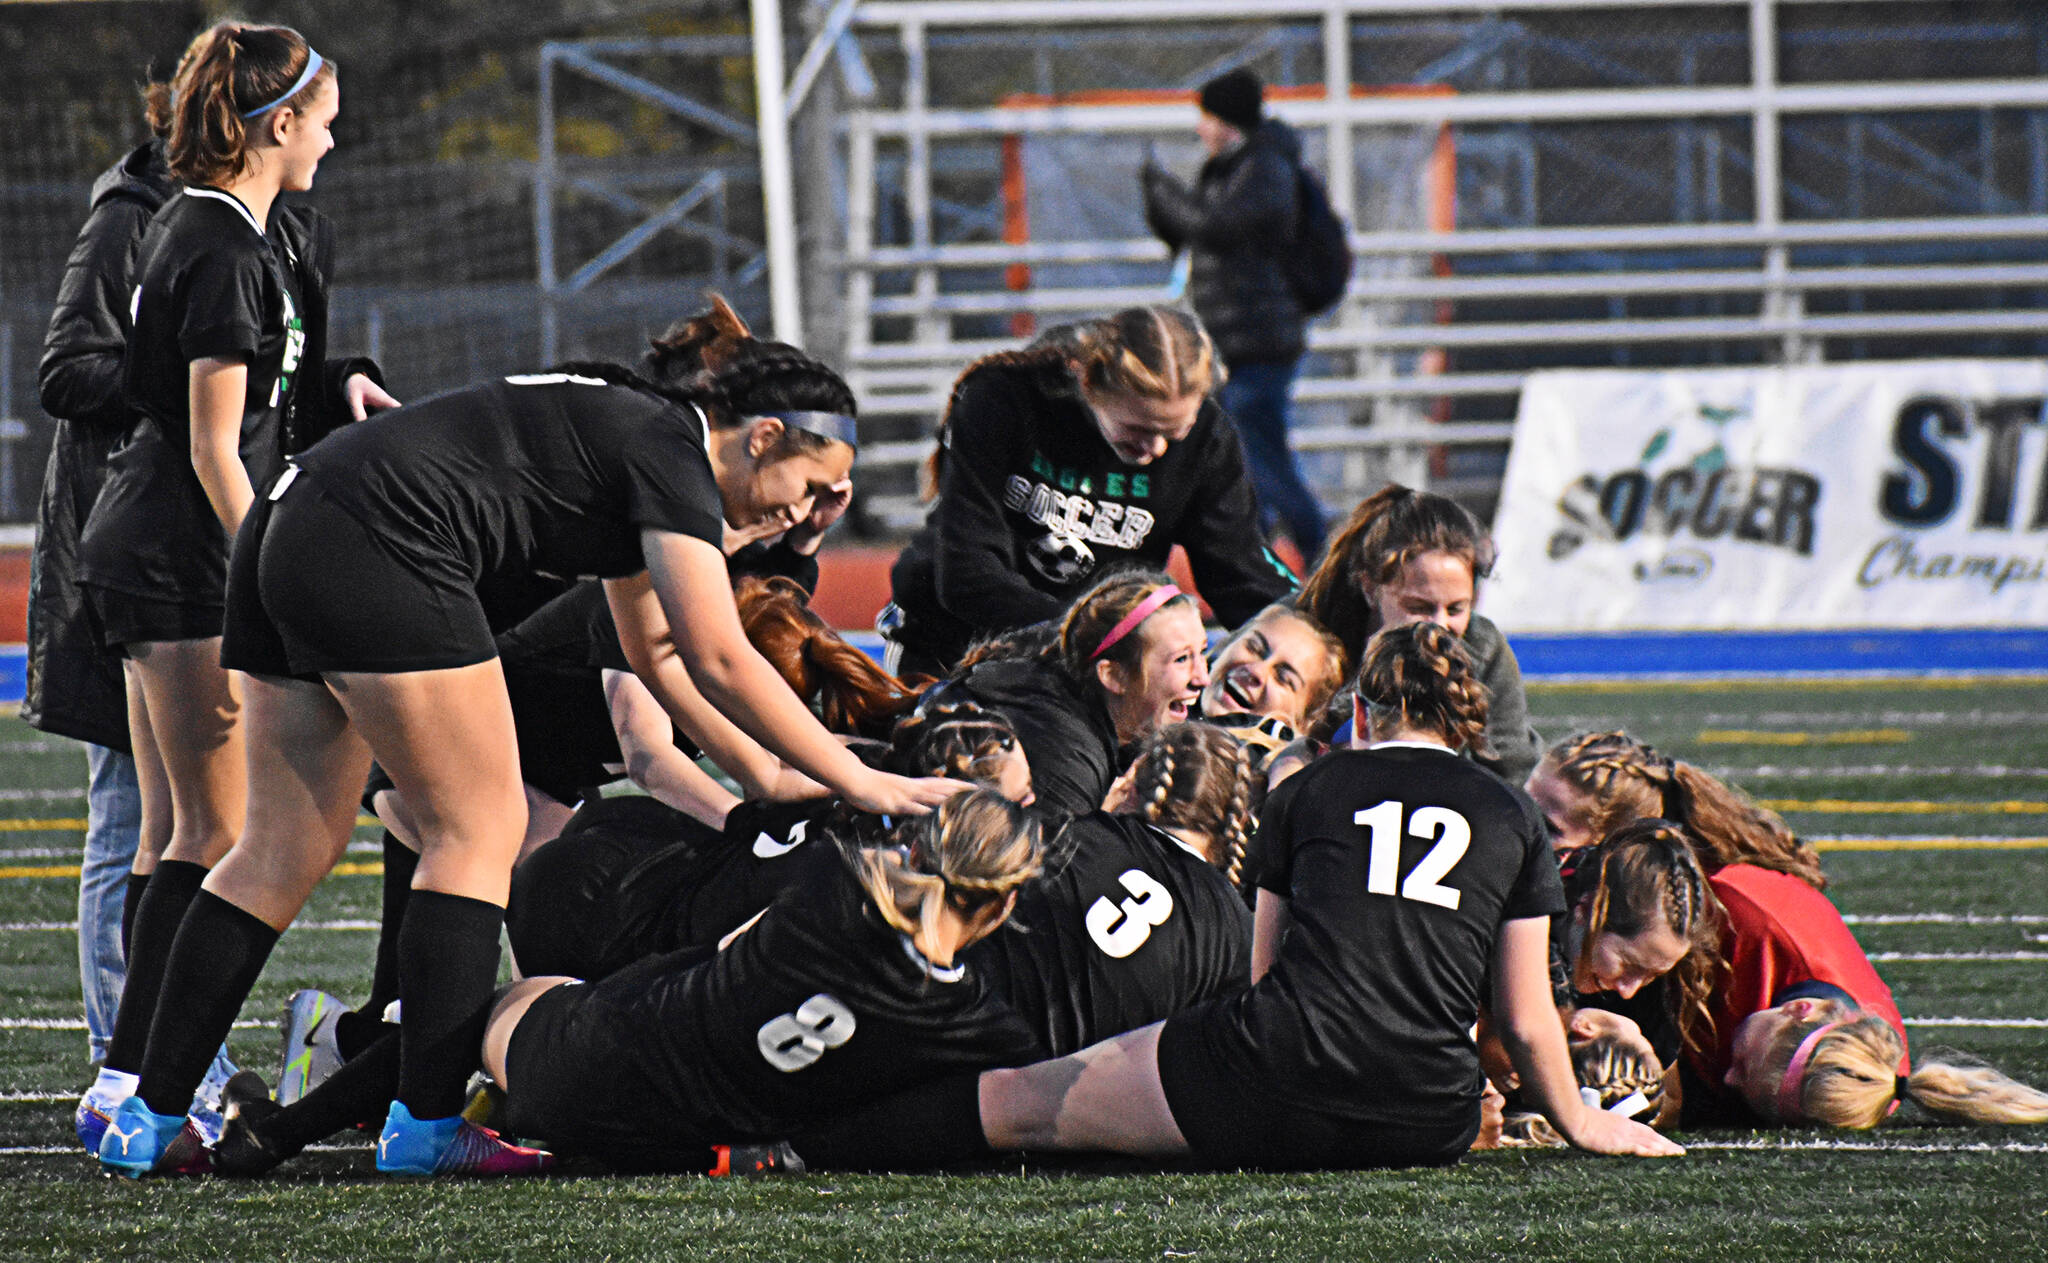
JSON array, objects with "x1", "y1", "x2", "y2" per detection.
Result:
[
  {"x1": 374, "y1": 1100, "x2": 553, "y2": 1178},
  {"x1": 212, "y1": 1074, "x2": 291, "y2": 1179},
  {"x1": 707, "y1": 1141, "x2": 805, "y2": 1177},
  {"x1": 97, "y1": 1096, "x2": 213, "y2": 1178},
  {"x1": 276, "y1": 989, "x2": 346, "y2": 1106},
  {"x1": 74, "y1": 1069, "x2": 136, "y2": 1154}
]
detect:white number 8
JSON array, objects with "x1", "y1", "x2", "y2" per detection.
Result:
[
  {"x1": 1085, "y1": 869, "x2": 1176, "y2": 959},
  {"x1": 756, "y1": 993, "x2": 857, "y2": 1072}
]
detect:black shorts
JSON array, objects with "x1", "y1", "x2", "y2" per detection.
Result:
[
  {"x1": 505, "y1": 800, "x2": 691, "y2": 980},
  {"x1": 79, "y1": 583, "x2": 222, "y2": 652},
  {"x1": 1154, "y1": 1008, "x2": 1480, "y2": 1172},
  {"x1": 504, "y1": 662, "x2": 619, "y2": 807},
  {"x1": 221, "y1": 474, "x2": 496, "y2": 677}
]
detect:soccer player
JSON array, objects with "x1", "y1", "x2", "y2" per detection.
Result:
[
  {"x1": 94, "y1": 299, "x2": 964, "y2": 1177},
  {"x1": 73, "y1": 21, "x2": 393, "y2": 1158},
  {"x1": 788, "y1": 622, "x2": 1681, "y2": 1172},
  {"x1": 883, "y1": 307, "x2": 1294, "y2": 678},
  {"x1": 1293, "y1": 484, "x2": 1541, "y2": 784}
]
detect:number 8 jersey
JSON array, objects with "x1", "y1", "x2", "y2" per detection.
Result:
[{"x1": 1217, "y1": 742, "x2": 1563, "y2": 1126}]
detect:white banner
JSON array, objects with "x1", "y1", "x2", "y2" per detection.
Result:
[{"x1": 1490, "y1": 361, "x2": 2048, "y2": 632}]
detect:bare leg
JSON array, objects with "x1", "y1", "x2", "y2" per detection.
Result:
[
  {"x1": 517, "y1": 786, "x2": 576, "y2": 866},
  {"x1": 978, "y1": 1023, "x2": 1190, "y2": 1157},
  {"x1": 480, "y1": 976, "x2": 574, "y2": 1091},
  {"x1": 203, "y1": 675, "x2": 373, "y2": 930},
  {"x1": 127, "y1": 638, "x2": 245, "y2": 868},
  {"x1": 122, "y1": 659, "x2": 174, "y2": 877}
]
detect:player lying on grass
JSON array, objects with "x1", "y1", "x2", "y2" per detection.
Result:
[
  {"x1": 216, "y1": 789, "x2": 1045, "y2": 1176},
  {"x1": 780, "y1": 622, "x2": 1682, "y2": 1172}
]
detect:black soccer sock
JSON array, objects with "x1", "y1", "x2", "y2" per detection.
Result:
[
  {"x1": 135, "y1": 891, "x2": 280, "y2": 1118},
  {"x1": 364, "y1": 832, "x2": 418, "y2": 1016},
  {"x1": 789, "y1": 1071, "x2": 993, "y2": 1172},
  {"x1": 261, "y1": 1028, "x2": 402, "y2": 1155},
  {"x1": 102, "y1": 860, "x2": 207, "y2": 1073},
  {"x1": 119, "y1": 870, "x2": 150, "y2": 961},
  {"x1": 393, "y1": 890, "x2": 504, "y2": 1121}
]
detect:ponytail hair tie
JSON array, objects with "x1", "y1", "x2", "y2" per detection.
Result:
[{"x1": 1091, "y1": 584, "x2": 1181, "y2": 661}]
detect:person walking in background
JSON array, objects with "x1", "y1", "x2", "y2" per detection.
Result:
[{"x1": 1142, "y1": 67, "x2": 1329, "y2": 563}]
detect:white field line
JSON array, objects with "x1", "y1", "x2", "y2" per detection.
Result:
[
  {"x1": 1688, "y1": 1139, "x2": 2048, "y2": 1153},
  {"x1": 0, "y1": 1018, "x2": 273, "y2": 1031},
  {"x1": 0, "y1": 1142, "x2": 356, "y2": 1156},
  {"x1": 1700, "y1": 710, "x2": 2044, "y2": 726},
  {"x1": 1718, "y1": 765, "x2": 2048, "y2": 780},
  {"x1": 1843, "y1": 913, "x2": 2048, "y2": 925},
  {"x1": 0, "y1": 789, "x2": 85, "y2": 803},
  {"x1": 1866, "y1": 951, "x2": 2048, "y2": 962},
  {"x1": 1906, "y1": 1017, "x2": 2048, "y2": 1027},
  {"x1": 0, "y1": 742, "x2": 70, "y2": 756},
  {"x1": 0, "y1": 840, "x2": 380, "y2": 861}
]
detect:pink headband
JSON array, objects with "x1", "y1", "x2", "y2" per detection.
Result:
[
  {"x1": 1776, "y1": 1020, "x2": 1847, "y2": 1120},
  {"x1": 1091, "y1": 585, "x2": 1183, "y2": 661}
]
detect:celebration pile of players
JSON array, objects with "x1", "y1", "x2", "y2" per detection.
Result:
[{"x1": 35, "y1": 21, "x2": 2048, "y2": 1182}]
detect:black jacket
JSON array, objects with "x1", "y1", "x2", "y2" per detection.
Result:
[
  {"x1": 1142, "y1": 119, "x2": 1308, "y2": 367},
  {"x1": 889, "y1": 359, "x2": 1295, "y2": 668},
  {"x1": 27, "y1": 143, "x2": 172, "y2": 749},
  {"x1": 954, "y1": 655, "x2": 1122, "y2": 824}
]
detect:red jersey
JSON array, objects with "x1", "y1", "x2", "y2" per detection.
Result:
[{"x1": 1695, "y1": 863, "x2": 1908, "y2": 1085}]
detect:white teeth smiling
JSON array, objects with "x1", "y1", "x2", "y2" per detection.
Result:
[{"x1": 1223, "y1": 673, "x2": 1256, "y2": 711}]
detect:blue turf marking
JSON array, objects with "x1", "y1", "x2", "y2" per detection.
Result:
[
  {"x1": 1506, "y1": 628, "x2": 2048, "y2": 680},
  {"x1": 3, "y1": 626, "x2": 2036, "y2": 704}
]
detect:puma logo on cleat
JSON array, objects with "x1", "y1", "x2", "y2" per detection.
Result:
[
  {"x1": 379, "y1": 1129, "x2": 400, "y2": 1162},
  {"x1": 107, "y1": 1122, "x2": 144, "y2": 1156}
]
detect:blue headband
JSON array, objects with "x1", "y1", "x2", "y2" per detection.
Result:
[
  {"x1": 240, "y1": 49, "x2": 325, "y2": 120},
  {"x1": 760, "y1": 411, "x2": 859, "y2": 449}
]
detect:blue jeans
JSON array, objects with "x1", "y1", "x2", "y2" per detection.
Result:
[
  {"x1": 79, "y1": 743, "x2": 139, "y2": 1066},
  {"x1": 79, "y1": 743, "x2": 236, "y2": 1095},
  {"x1": 1218, "y1": 359, "x2": 1326, "y2": 563}
]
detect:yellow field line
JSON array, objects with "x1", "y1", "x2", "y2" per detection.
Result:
[
  {"x1": 0, "y1": 862, "x2": 385, "y2": 880},
  {"x1": 1530, "y1": 675, "x2": 2048, "y2": 694},
  {"x1": 1763, "y1": 799, "x2": 2048, "y2": 814},
  {"x1": 1814, "y1": 838, "x2": 2048, "y2": 851},
  {"x1": 0, "y1": 815, "x2": 382, "y2": 834},
  {"x1": 1698, "y1": 729, "x2": 1912, "y2": 746}
]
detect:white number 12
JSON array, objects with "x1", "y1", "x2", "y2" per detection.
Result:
[{"x1": 1353, "y1": 800, "x2": 1470, "y2": 910}]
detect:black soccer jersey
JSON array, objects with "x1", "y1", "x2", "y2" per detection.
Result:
[
  {"x1": 1204, "y1": 742, "x2": 1564, "y2": 1127},
  {"x1": 291, "y1": 373, "x2": 724, "y2": 589},
  {"x1": 965, "y1": 812, "x2": 1250, "y2": 1056},
  {"x1": 79, "y1": 189, "x2": 306, "y2": 604},
  {"x1": 511, "y1": 848, "x2": 1045, "y2": 1168}
]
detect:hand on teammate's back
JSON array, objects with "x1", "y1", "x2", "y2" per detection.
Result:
[{"x1": 343, "y1": 372, "x2": 400, "y2": 421}]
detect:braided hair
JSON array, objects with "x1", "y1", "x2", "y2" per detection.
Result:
[
  {"x1": 1294, "y1": 484, "x2": 1496, "y2": 665},
  {"x1": 156, "y1": 23, "x2": 335, "y2": 187},
  {"x1": 1355, "y1": 621, "x2": 1492, "y2": 757},
  {"x1": 558, "y1": 295, "x2": 855, "y2": 459},
  {"x1": 1566, "y1": 819, "x2": 1724, "y2": 1061},
  {"x1": 1127, "y1": 722, "x2": 1262, "y2": 888},
  {"x1": 922, "y1": 306, "x2": 1221, "y2": 497},
  {"x1": 884, "y1": 701, "x2": 1024, "y2": 787},
  {"x1": 855, "y1": 790, "x2": 1044, "y2": 958},
  {"x1": 1541, "y1": 730, "x2": 1825, "y2": 890}
]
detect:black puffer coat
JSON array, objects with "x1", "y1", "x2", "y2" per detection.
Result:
[
  {"x1": 1142, "y1": 119, "x2": 1307, "y2": 368},
  {"x1": 27, "y1": 142, "x2": 173, "y2": 750}
]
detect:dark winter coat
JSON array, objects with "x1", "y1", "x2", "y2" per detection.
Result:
[
  {"x1": 27, "y1": 143, "x2": 172, "y2": 750},
  {"x1": 1142, "y1": 119, "x2": 1308, "y2": 368}
]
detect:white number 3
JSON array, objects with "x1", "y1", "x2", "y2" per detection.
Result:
[
  {"x1": 1353, "y1": 800, "x2": 1471, "y2": 910},
  {"x1": 1085, "y1": 869, "x2": 1176, "y2": 958},
  {"x1": 756, "y1": 993, "x2": 857, "y2": 1072}
]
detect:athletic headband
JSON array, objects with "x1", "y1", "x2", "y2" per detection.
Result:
[
  {"x1": 756, "y1": 411, "x2": 858, "y2": 449},
  {"x1": 1776, "y1": 1019, "x2": 1848, "y2": 1120},
  {"x1": 1091, "y1": 584, "x2": 1183, "y2": 661},
  {"x1": 240, "y1": 49, "x2": 325, "y2": 120}
]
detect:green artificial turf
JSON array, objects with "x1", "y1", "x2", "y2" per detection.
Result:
[{"x1": 1, "y1": 680, "x2": 2044, "y2": 1262}]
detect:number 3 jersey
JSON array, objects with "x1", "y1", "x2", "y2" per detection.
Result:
[
  {"x1": 1214, "y1": 743, "x2": 1564, "y2": 1126},
  {"x1": 511, "y1": 844, "x2": 1046, "y2": 1166},
  {"x1": 964, "y1": 812, "x2": 1251, "y2": 1056}
]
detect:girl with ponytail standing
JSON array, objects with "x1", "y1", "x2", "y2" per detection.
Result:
[
  {"x1": 75, "y1": 21, "x2": 392, "y2": 1159},
  {"x1": 94, "y1": 299, "x2": 965, "y2": 1178}
]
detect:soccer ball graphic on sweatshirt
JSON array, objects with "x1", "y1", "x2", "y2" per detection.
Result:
[{"x1": 1027, "y1": 529, "x2": 1096, "y2": 585}]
